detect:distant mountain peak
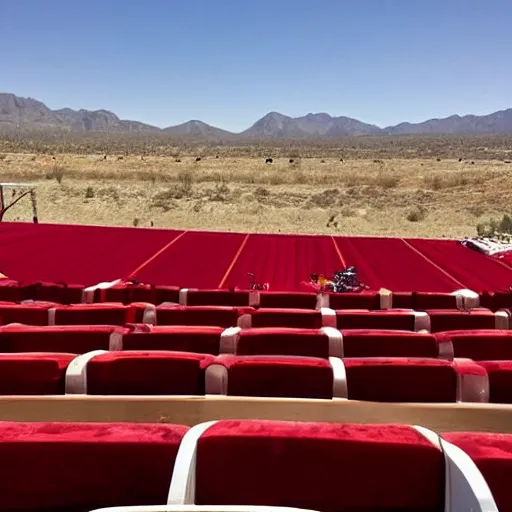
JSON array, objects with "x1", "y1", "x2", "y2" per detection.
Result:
[{"x1": 1, "y1": 92, "x2": 511, "y2": 138}]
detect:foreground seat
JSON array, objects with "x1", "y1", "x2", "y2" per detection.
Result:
[
  {"x1": 435, "y1": 330, "x2": 512, "y2": 361},
  {"x1": 168, "y1": 420, "x2": 495, "y2": 511},
  {"x1": 0, "y1": 302, "x2": 58, "y2": 326},
  {"x1": 0, "y1": 421, "x2": 188, "y2": 511},
  {"x1": 20, "y1": 281, "x2": 85, "y2": 304},
  {"x1": 65, "y1": 350, "x2": 215, "y2": 395},
  {"x1": 0, "y1": 280, "x2": 21, "y2": 302},
  {"x1": 0, "y1": 325, "x2": 126, "y2": 354},
  {"x1": 205, "y1": 355, "x2": 345, "y2": 399},
  {"x1": 0, "y1": 353, "x2": 75, "y2": 394},
  {"x1": 335, "y1": 309, "x2": 430, "y2": 331},
  {"x1": 441, "y1": 432, "x2": 512, "y2": 512},
  {"x1": 118, "y1": 325, "x2": 230, "y2": 355},
  {"x1": 325, "y1": 290, "x2": 392, "y2": 310}
]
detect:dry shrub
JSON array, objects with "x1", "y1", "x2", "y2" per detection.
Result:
[
  {"x1": 375, "y1": 171, "x2": 400, "y2": 188},
  {"x1": 309, "y1": 189, "x2": 339, "y2": 208},
  {"x1": 46, "y1": 166, "x2": 66, "y2": 184},
  {"x1": 85, "y1": 186, "x2": 95, "y2": 199},
  {"x1": 406, "y1": 207, "x2": 426, "y2": 222}
]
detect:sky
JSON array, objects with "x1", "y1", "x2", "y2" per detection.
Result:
[{"x1": 1, "y1": 0, "x2": 511, "y2": 132}]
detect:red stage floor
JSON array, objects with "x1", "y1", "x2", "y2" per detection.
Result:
[{"x1": 0, "y1": 222, "x2": 511, "y2": 292}]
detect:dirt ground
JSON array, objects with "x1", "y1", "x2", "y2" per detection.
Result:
[{"x1": 0, "y1": 150, "x2": 511, "y2": 237}]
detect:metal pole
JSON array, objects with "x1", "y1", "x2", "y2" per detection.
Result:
[{"x1": 0, "y1": 185, "x2": 4, "y2": 222}]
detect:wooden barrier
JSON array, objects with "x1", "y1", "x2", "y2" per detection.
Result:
[{"x1": 0, "y1": 395, "x2": 511, "y2": 433}]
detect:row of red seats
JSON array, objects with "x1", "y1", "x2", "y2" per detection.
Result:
[
  {"x1": 4, "y1": 278, "x2": 512, "y2": 310},
  {"x1": 0, "y1": 419, "x2": 507, "y2": 512},
  {"x1": 0, "y1": 301, "x2": 510, "y2": 331},
  {"x1": 2, "y1": 324, "x2": 512, "y2": 361},
  {"x1": 1, "y1": 349, "x2": 509, "y2": 403}
]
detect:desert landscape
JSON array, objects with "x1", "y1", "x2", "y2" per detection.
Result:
[{"x1": 1, "y1": 93, "x2": 512, "y2": 237}]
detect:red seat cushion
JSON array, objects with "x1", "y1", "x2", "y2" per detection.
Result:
[
  {"x1": 122, "y1": 326, "x2": 224, "y2": 354},
  {"x1": 259, "y1": 292, "x2": 318, "y2": 309},
  {"x1": 342, "y1": 329, "x2": 440, "y2": 358},
  {"x1": 245, "y1": 308, "x2": 323, "y2": 329},
  {"x1": 52, "y1": 304, "x2": 130, "y2": 326},
  {"x1": 343, "y1": 357, "x2": 485, "y2": 402},
  {"x1": 476, "y1": 361, "x2": 512, "y2": 404},
  {"x1": 0, "y1": 280, "x2": 21, "y2": 302},
  {"x1": 0, "y1": 325, "x2": 126, "y2": 354},
  {"x1": 441, "y1": 432, "x2": 512, "y2": 512},
  {"x1": 235, "y1": 327, "x2": 334, "y2": 358},
  {"x1": 0, "y1": 421, "x2": 188, "y2": 511},
  {"x1": 86, "y1": 351, "x2": 214, "y2": 395},
  {"x1": 211, "y1": 355, "x2": 335, "y2": 399},
  {"x1": 336, "y1": 310, "x2": 417, "y2": 330},
  {"x1": 0, "y1": 353, "x2": 75, "y2": 395},
  {"x1": 435, "y1": 330, "x2": 512, "y2": 361},
  {"x1": 0, "y1": 302, "x2": 58, "y2": 326},
  {"x1": 97, "y1": 283, "x2": 156, "y2": 305},
  {"x1": 195, "y1": 420, "x2": 445, "y2": 511},
  {"x1": 154, "y1": 285, "x2": 180, "y2": 305},
  {"x1": 427, "y1": 308, "x2": 497, "y2": 332},
  {"x1": 156, "y1": 305, "x2": 251, "y2": 328}
]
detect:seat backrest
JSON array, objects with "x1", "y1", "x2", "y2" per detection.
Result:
[
  {"x1": 239, "y1": 308, "x2": 326, "y2": 329},
  {"x1": 475, "y1": 361, "x2": 512, "y2": 404},
  {"x1": 0, "y1": 353, "x2": 76, "y2": 395},
  {"x1": 435, "y1": 330, "x2": 512, "y2": 361},
  {"x1": 441, "y1": 432, "x2": 512, "y2": 512},
  {"x1": 190, "y1": 420, "x2": 445, "y2": 511},
  {"x1": 121, "y1": 325, "x2": 225, "y2": 355},
  {"x1": 179, "y1": 288, "x2": 258, "y2": 307},
  {"x1": 336, "y1": 310, "x2": 429, "y2": 331},
  {"x1": 0, "y1": 302, "x2": 58, "y2": 326},
  {"x1": 341, "y1": 329, "x2": 442, "y2": 358},
  {"x1": 259, "y1": 292, "x2": 319, "y2": 309},
  {"x1": 156, "y1": 305, "x2": 253, "y2": 328},
  {"x1": 427, "y1": 309, "x2": 503, "y2": 333},
  {"x1": 343, "y1": 357, "x2": 489, "y2": 403},
  {"x1": 68, "y1": 350, "x2": 215, "y2": 395},
  {"x1": 327, "y1": 291, "x2": 381, "y2": 310},
  {"x1": 205, "y1": 355, "x2": 339, "y2": 399},
  {"x1": 232, "y1": 327, "x2": 342, "y2": 358},
  {"x1": 50, "y1": 304, "x2": 130, "y2": 326},
  {"x1": 0, "y1": 421, "x2": 188, "y2": 511},
  {"x1": 0, "y1": 325, "x2": 126, "y2": 354}
]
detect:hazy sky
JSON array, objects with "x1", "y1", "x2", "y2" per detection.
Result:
[{"x1": 1, "y1": 0, "x2": 510, "y2": 132}]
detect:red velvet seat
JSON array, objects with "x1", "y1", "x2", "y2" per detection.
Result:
[
  {"x1": 341, "y1": 329, "x2": 450, "y2": 358},
  {"x1": 205, "y1": 355, "x2": 345, "y2": 399},
  {"x1": 392, "y1": 291, "x2": 479, "y2": 310},
  {"x1": 120, "y1": 325, "x2": 227, "y2": 355},
  {"x1": 435, "y1": 330, "x2": 512, "y2": 361},
  {"x1": 0, "y1": 353, "x2": 75, "y2": 394},
  {"x1": 480, "y1": 291, "x2": 512, "y2": 311},
  {"x1": 94, "y1": 282, "x2": 157, "y2": 305},
  {"x1": 259, "y1": 291, "x2": 319, "y2": 309},
  {"x1": 154, "y1": 305, "x2": 253, "y2": 328},
  {"x1": 475, "y1": 361, "x2": 512, "y2": 404},
  {"x1": 221, "y1": 327, "x2": 342, "y2": 358},
  {"x1": 179, "y1": 288, "x2": 259, "y2": 307},
  {"x1": 154, "y1": 285, "x2": 181, "y2": 304},
  {"x1": 0, "y1": 325, "x2": 126, "y2": 354},
  {"x1": 335, "y1": 309, "x2": 429, "y2": 331},
  {"x1": 0, "y1": 421, "x2": 188, "y2": 511},
  {"x1": 20, "y1": 281, "x2": 85, "y2": 304},
  {"x1": 426, "y1": 308, "x2": 507, "y2": 332},
  {"x1": 343, "y1": 357, "x2": 489, "y2": 403},
  {"x1": 0, "y1": 302, "x2": 58, "y2": 326},
  {"x1": 326, "y1": 290, "x2": 387, "y2": 310},
  {"x1": 169, "y1": 420, "x2": 446, "y2": 511},
  {"x1": 66, "y1": 350, "x2": 215, "y2": 395},
  {"x1": 238, "y1": 308, "x2": 335, "y2": 329},
  {"x1": 441, "y1": 432, "x2": 512, "y2": 512},
  {"x1": 49, "y1": 303, "x2": 132, "y2": 326},
  {"x1": 0, "y1": 280, "x2": 21, "y2": 302}
]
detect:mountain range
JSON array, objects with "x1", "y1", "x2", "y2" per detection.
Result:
[{"x1": 1, "y1": 92, "x2": 512, "y2": 139}]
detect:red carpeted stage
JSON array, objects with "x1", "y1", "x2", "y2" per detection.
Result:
[{"x1": 0, "y1": 222, "x2": 511, "y2": 292}]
